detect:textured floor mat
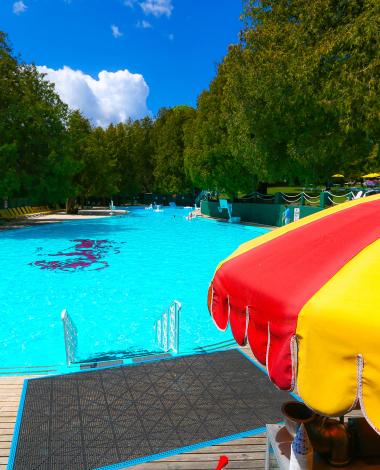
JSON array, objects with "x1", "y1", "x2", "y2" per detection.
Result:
[{"x1": 9, "y1": 349, "x2": 292, "y2": 469}]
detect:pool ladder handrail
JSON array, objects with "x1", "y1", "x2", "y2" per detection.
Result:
[
  {"x1": 154, "y1": 300, "x2": 181, "y2": 354},
  {"x1": 61, "y1": 309, "x2": 78, "y2": 366},
  {"x1": 62, "y1": 302, "x2": 181, "y2": 368}
]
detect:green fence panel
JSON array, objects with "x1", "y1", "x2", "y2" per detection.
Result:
[{"x1": 201, "y1": 200, "x2": 323, "y2": 227}]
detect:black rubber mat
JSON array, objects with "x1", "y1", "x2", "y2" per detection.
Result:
[{"x1": 10, "y1": 350, "x2": 292, "y2": 470}]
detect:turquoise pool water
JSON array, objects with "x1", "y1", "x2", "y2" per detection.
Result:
[{"x1": 0, "y1": 207, "x2": 268, "y2": 369}]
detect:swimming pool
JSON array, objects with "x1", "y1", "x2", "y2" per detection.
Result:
[{"x1": 0, "y1": 207, "x2": 268, "y2": 370}]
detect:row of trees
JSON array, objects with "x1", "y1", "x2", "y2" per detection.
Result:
[
  {"x1": 186, "y1": 0, "x2": 379, "y2": 194},
  {"x1": 1, "y1": 0, "x2": 379, "y2": 206},
  {"x1": 0, "y1": 31, "x2": 197, "y2": 207}
]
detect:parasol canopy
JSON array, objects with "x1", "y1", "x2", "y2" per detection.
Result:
[
  {"x1": 208, "y1": 195, "x2": 380, "y2": 433},
  {"x1": 362, "y1": 172, "x2": 380, "y2": 178},
  {"x1": 331, "y1": 174, "x2": 344, "y2": 178}
]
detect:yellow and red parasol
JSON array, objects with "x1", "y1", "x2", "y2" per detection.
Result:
[{"x1": 208, "y1": 195, "x2": 380, "y2": 433}]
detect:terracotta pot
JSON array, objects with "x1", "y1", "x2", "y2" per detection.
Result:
[{"x1": 281, "y1": 401, "x2": 315, "y2": 437}]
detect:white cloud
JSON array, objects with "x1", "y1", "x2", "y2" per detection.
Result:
[
  {"x1": 139, "y1": 0, "x2": 173, "y2": 17},
  {"x1": 38, "y1": 66, "x2": 150, "y2": 127},
  {"x1": 136, "y1": 20, "x2": 152, "y2": 28},
  {"x1": 13, "y1": 1, "x2": 27, "y2": 14},
  {"x1": 111, "y1": 24, "x2": 123, "y2": 38}
]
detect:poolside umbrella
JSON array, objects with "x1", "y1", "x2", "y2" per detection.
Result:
[
  {"x1": 208, "y1": 194, "x2": 380, "y2": 433},
  {"x1": 362, "y1": 172, "x2": 380, "y2": 178},
  {"x1": 331, "y1": 174, "x2": 344, "y2": 178}
]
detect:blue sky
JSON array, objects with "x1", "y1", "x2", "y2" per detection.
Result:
[{"x1": 0, "y1": 0, "x2": 243, "y2": 125}]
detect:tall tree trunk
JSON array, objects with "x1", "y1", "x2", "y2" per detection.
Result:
[{"x1": 66, "y1": 197, "x2": 76, "y2": 214}]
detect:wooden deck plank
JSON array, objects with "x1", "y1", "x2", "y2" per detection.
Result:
[
  {"x1": 126, "y1": 460, "x2": 266, "y2": 469},
  {"x1": 147, "y1": 453, "x2": 265, "y2": 462}
]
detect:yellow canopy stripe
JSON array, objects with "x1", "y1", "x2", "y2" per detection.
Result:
[{"x1": 297, "y1": 238, "x2": 380, "y2": 432}]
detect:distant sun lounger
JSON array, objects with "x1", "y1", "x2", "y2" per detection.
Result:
[{"x1": 0, "y1": 206, "x2": 55, "y2": 220}]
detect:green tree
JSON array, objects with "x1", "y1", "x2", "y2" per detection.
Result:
[
  {"x1": 236, "y1": 0, "x2": 380, "y2": 182},
  {"x1": 153, "y1": 106, "x2": 196, "y2": 193},
  {"x1": 184, "y1": 53, "x2": 259, "y2": 197},
  {"x1": 114, "y1": 118, "x2": 155, "y2": 197},
  {"x1": 0, "y1": 32, "x2": 75, "y2": 204},
  {"x1": 129, "y1": 117, "x2": 155, "y2": 193},
  {"x1": 0, "y1": 33, "x2": 32, "y2": 200},
  {"x1": 79, "y1": 126, "x2": 120, "y2": 201},
  {"x1": 64, "y1": 110, "x2": 92, "y2": 211},
  {"x1": 0, "y1": 144, "x2": 20, "y2": 198}
]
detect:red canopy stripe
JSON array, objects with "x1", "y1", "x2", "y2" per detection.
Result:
[{"x1": 209, "y1": 198, "x2": 380, "y2": 390}]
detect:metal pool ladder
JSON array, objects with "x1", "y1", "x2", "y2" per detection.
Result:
[
  {"x1": 61, "y1": 303, "x2": 181, "y2": 369},
  {"x1": 61, "y1": 309, "x2": 78, "y2": 366},
  {"x1": 154, "y1": 300, "x2": 181, "y2": 354}
]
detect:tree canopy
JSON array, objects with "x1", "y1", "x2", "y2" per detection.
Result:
[{"x1": 241, "y1": 0, "x2": 380, "y2": 181}]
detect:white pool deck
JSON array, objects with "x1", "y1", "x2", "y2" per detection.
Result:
[{"x1": 0, "y1": 212, "x2": 114, "y2": 231}]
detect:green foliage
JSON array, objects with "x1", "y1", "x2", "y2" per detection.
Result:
[
  {"x1": 79, "y1": 127, "x2": 120, "y2": 198},
  {"x1": 0, "y1": 32, "x2": 75, "y2": 203},
  {"x1": 186, "y1": 0, "x2": 379, "y2": 191},
  {"x1": 115, "y1": 117, "x2": 155, "y2": 195},
  {"x1": 153, "y1": 106, "x2": 196, "y2": 193},
  {"x1": 185, "y1": 49, "x2": 262, "y2": 197},
  {"x1": 0, "y1": 143, "x2": 20, "y2": 197},
  {"x1": 236, "y1": 0, "x2": 380, "y2": 181}
]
